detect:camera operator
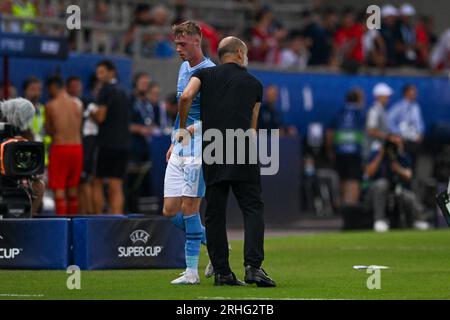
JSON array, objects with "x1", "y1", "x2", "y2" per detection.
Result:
[
  {"x1": 0, "y1": 98, "x2": 44, "y2": 215},
  {"x1": 364, "y1": 134, "x2": 429, "y2": 232}
]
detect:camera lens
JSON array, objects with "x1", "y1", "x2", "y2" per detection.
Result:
[{"x1": 14, "y1": 148, "x2": 39, "y2": 172}]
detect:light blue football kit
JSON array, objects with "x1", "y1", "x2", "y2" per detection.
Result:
[
  {"x1": 164, "y1": 57, "x2": 215, "y2": 198},
  {"x1": 164, "y1": 57, "x2": 215, "y2": 277}
]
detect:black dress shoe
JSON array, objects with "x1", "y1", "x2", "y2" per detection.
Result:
[
  {"x1": 244, "y1": 266, "x2": 277, "y2": 287},
  {"x1": 214, "y1": 272, "x2": 246, "y2": 286}
]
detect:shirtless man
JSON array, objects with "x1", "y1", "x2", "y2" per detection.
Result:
[{"x1": 45, "y1": 76, "x2": 83, "y2": 215}]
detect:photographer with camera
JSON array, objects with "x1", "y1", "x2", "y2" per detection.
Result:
[{"x1": 364, "y1": 134, "x2": 429, "y2": 232}]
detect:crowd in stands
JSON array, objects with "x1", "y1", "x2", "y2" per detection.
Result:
[
  {"x1": 1, "y1": 1, "x2": 449, "y2": 73},
  {"x1": 244, "y1": 3, "x2": 448, "y2": 73}
]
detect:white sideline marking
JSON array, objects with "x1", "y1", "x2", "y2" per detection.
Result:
[
  {"x1": 197, "y1": 297, "x2": 343, "y2": 300},
  {"x1": 0, "y1": 293, "x2": 44, "y2": 298}
]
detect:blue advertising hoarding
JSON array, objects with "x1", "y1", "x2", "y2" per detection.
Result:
[
  {"x1": 0, "y1": 218, "x2": 71, "y2": 269},
  {"x1": 72, "y1": 216, "x2": 185, "y2": 270},
  {"x1": 0, "y1": 31, "x2": 68, "y2": 59}
]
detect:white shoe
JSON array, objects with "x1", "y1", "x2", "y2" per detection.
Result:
[
  {"x1": 171, "y1": 272, "x2": 200, "y2": 285},
  {"x1": 374, "y1": 220, "x2": 389, "y2": 233},
  {"x1": 414, "y1": 220, "x2": 430, "y2": 231},
  {"x1": 204, "y1": 244, "x2": 231, "y2": 278},
  {"x1": 204, "y1": 260, "x2": 214, "y2": 278}
]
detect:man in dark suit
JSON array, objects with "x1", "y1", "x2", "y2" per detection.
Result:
[{"x1": 177, "y1": 36, "x2": 276, "y2": 287}]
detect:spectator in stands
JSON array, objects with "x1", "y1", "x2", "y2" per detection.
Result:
[
  {"x1": 0, "y1": 0, "x2": 12, "y2": 13},
  {"x1": 430, "y1": 28, "x2": 450, "y2": 72},
  {"x1": 248, "y1": 6, "x2": 280, "y2": 63},
  {"x1": 279, "y1": 30, "x2": 309, "y2": 69},
  {"x1": 363, "y1": 11, "x2": 387, "y2": 70},
  {"x1": 326, "y1": 89, "x2": 365, "y2": 205},
  {"x1": 45, "y1": 76, "x2": 83, "y2": 215},
  {"x1": 124, "y1": 4, "x2": 153, "y2": 55},
  {"x1": 150, "y1": 5, "x2": 175, "y2": 58},
  {"x1": 394, "y1": 4, "x2": 418, "y2": 66},
  {"x1": 91, "y1": 60, "x2": 131, "y2": 214},
  {"x1": 134, "y1": 3, "x2": 153, "y2": 25},
  {"x1": 10, "y1": 0, "x2": 37, "y2": 33},
  {"x1": 40, "y1": 0, "x2": 66, "y2": 19},
  {"x1": 91, "y1": 0, "x2": 112, "y2": 52},
  {"x1": 364, "y1": 134, "x2": 429, "y2": 232},
  {"x1": 415, "y1": 15, "x2": 435, "y2": 68},
  {"x1": 94, "y1": 0, "x2": 110, "y2": 23},
  {"x1": 302, "y1": 10, "x2": 332, "y2": 66},
  {"x1": 333, "y1": 7, "x2": 365, "y2": 73},
  {"x1": 321, "y1": 7, "x2": 340, "y2": 66},
  {"x1": 258, "y1": 85, "x2": 297, "y2": 136},
  {"x1": 380, "y1": 4, "x2": 399, "y2": 67},
  {"x1": 366, "y1": 83, "x2": 393, "y2": 153},
  {"x1": 387, "y1": 84, "x2": 424, "y2": 155},
  {"x1": 198, "y1": 21, "x2": 220, "y2": 61}
]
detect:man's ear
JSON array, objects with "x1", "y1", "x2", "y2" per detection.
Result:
[
  {"x1": 196, "y1": 36, "x2": 201, "y2": 47},
  {"x1": 237, "y1": 48, "x2": 243, "y2": 61}
]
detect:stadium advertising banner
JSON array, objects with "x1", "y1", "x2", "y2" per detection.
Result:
[
  {"x1": 0, "y1": 32, "x2": 68, "y2": 59},
  {"x1": 0, "y1": 219, "x2": 70, "y2": 269},
  {"x1": 72, "y1": 217, "x2": 185, "y2": 270}
]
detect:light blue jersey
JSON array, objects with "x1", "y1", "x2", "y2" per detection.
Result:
[{"x1": 172, "y1": 57, "x2": 215, "y2": 157}]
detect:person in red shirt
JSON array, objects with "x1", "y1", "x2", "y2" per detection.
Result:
[
  {"x1": 415, "y1": 15, "x2": 435, "y2": 68},
  {"x1": 198, "y1": 21, "x2": 219, "y2": 60},
  {"x1": 334, "y1": 8, "x2": 364, "y2": 70},
  {"x1": 248, "y1": 6, "x2": 279, "y2": 62}
]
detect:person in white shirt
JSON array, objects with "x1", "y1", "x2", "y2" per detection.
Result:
[
  {"x1": 366, "y1": 82, "x2": 393, "y2": 153},
  {"x1": 430, "y1": 29, "x2": 450, "y2": 72},
  {"x1": 279, "y1": 30, "x2": 309, "y2": 69}
]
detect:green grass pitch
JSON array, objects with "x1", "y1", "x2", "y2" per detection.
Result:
[{"x1": 0, "y1": 230, "x2": 449, "y2": 300}]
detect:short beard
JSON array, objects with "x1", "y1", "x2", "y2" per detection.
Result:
[{"x1": 242, "y1": 55, "x2": 248, "y2": 67}]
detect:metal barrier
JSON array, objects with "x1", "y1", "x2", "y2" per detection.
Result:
[
  {"x1": 0, "y1": 13, "x2": 171, "y2": 57},
  {"x1": 0, "y1": 0, "x2": 310, "y2": 56}
]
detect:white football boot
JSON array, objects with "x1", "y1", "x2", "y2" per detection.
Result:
[
  {"x1": 171, "y1": 270, "x2": 200, "y2": 285},
  {"x1": 204, "y1": 245, "x2": 232, "y2": 278},
  {"x1": 374, "y1": 220, "x2": 389, "y2": 233}
]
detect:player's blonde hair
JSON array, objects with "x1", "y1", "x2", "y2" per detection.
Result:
[{"x1": 172, "y1": 20, "x2": 202, "y2": 38}]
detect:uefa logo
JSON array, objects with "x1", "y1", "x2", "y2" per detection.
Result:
[
  {"x1": 130, "y1": 230, "x2": 150, "y2": 245},
  {"x1": 119, "y1": 230, "x2": 162, "y2": 258}
]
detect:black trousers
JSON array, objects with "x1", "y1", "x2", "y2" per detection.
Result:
[{"x1": 205, "y1": 180, "x2": 264, "y2": 275}]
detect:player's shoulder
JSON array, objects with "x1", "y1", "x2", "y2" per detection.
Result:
[
  {"x1": 45, "y1": 98, "x2": 55, "y2": 109},
  {"x1": 179, "y1": 61, "x2": 190, "y2": 73},
  {"x1": 72, "y1": 96, "x2": 83, "y2": 110},
  {"x1": 193, "y1": 58, "x2": 216, "y2": 73},
  {"x1": 204, "y1": 58, "x2": 216, "y2": 68}
]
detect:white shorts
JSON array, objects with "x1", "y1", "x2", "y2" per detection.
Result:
[{"x1": 164, "y1": 153, "x2": 205, "y2": 198}]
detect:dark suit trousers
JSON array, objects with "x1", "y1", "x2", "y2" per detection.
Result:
[{"x1": 205, "y1": 180, "x2": 265, "y2": 275}]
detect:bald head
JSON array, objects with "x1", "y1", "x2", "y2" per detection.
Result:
[{"x1": 218, "y1": 36, "x2": 248, "y2": 66}]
